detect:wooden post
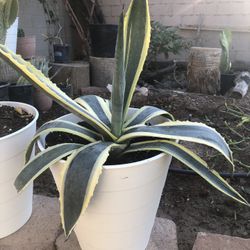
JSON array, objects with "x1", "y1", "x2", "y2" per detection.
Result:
[
  {"x1": 90, "y1": 56, "x2": 115, "y2": 87},
  {"x1": 50, "y1": 61, "x2": 90, "y2": 96},
  {"x1": 187, "y1": 47, "x2": 222, "y2": 95}
]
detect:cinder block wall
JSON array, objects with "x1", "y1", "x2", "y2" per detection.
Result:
[
  {"x1": 99, "y1": 0, "x2": 250, "y2": 65},
  {"x1": 18, "y1": 0, "x2": 71, "y2": 58}
]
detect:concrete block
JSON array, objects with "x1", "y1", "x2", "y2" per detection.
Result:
[
  {"x1": 90, "y1": 56, "x2": 115, "y2": 88},
  {"x1": 0, "y1": 195, "x2": 61, "y2": 250},
  {"x1": 0, "y1": 195, "x2": 178, "y2": 250},
  {"x1": 56, "y1": 217, "x2": 178, "y2": 250},
  {"x1": 50, "y1": 61, "x2": 90, "y2": 96},
  {"x1": 193, "y1": 232, "x2": 250, "y2": 250}
]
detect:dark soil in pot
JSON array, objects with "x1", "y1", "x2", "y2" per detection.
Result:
[
  {"x1": 0, "y1": 105, "x2": 34, "y2": 137},
  {"x1": 46, "y1": 129, "x2": 159, "y2": 165}
]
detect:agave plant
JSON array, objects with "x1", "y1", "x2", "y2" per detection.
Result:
[
  {"x1": 220, "y1": 29, "x2": 232, "y2": 73},
  {"x1": 0, "y1": 0, "x2": 248, "y2": 238},
  {"x1": 17, "y1": 57, "x2": 50, "y2": 85}
]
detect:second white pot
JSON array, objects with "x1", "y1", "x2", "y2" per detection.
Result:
[
  {"x1": 39, "y1": 113, "x2": 172, "y2": 250},
  {"x1": 0, "y1": 102, "x2": 39, "y2": 239}
]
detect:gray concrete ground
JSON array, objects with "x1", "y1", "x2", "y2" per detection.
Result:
[{"x1": 0, "y1": 195, "x2": 178, "y2": 250}]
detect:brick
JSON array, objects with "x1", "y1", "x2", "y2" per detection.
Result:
[
  {"x1": 227, "y1": 15, "x2": 250, "y2": 27},
  {"x1": 160, "y1": 15, "x2": 181, "y2": 26},
  {"x1": 203, "y1": 15, "x2": 229, "y2": 27},
  {"x1": 111, "y1": 5, "x2": 123, "y2": 17},
  {"x1": 193, "y1": 232, "x2": 250, "y2": 250},
  {"x1": 150, "y1": 4, "x2": 172, "y2": 16},
  {"x1": 104, "y1": 0, "x2": 121, "y2": 5},
  {"x1": 101, "y1": 6, "x2": 112, "y2": 17},
  {"x1": 172, "y1": 3, "x2": 194, "y2": 16},
  {"x1": 103, "y1": 16, "x2": 119, "y2": 25},
  {"x1": 181, "y1": 15, "x2": 201, "y2": 26},
  {"x1": 217, "y1": 2, "x2": 245, "y2": 15},
  {"x1": 193, "y1": 3, "x2": 217, "y2": 16}
]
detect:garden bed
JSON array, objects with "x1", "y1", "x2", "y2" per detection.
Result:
[{"x1": 35, "y1": 88, "x2": 250, "y2": 249}]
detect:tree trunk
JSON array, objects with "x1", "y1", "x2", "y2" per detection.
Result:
[{"x1": 187, "y1": 47, "x2": 222, "y2": 95}]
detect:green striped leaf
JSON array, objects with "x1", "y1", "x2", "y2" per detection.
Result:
[
  {"x1": 0, "y1": 45, "x2": 116, "y2": 141},
  {"x1": 122, "y1": 0, "x2": 151, "y2": 117},
  {"x1": 125, "y1": 140, "x2": 249, "y2": 206},
  {"x1": 120, "y1": 121, "x2": 233, "y2": 164},
  {"x1": 25, "y1": 120, "x2": 102, "y2": 163},
  {"x1": 61, "y1": 142, "x2": 114, "y2": 237},
  {"x1": 4, "y1": 0, "x2": 19, "y2": 28},
  {"x1": 111, "y1": 13, "x2": 126, "y2": 137},
  {"x1": 75, "y1": 95, "x2": 111, "y2": 128},
  {"x1": 15, "y1": 143, "x2": 82, "y2": 192},
  {"x1": 124, "y1": 106, "x2": 174, "y2": 128}
]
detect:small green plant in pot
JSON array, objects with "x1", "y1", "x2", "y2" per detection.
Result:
[
  {"x1": 145, "y1": 21, "x2": 188, "y2": 69},
  {"x1": 0, "y1": 0, "x2": 248, "y2": 249},
  {"x1": 219, "y1": 28, "x2": 236, "y2": 95}
]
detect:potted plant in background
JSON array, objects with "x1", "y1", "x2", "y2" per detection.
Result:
[
  {"x1": 53, "y1": 38, "x2": 70, "y2": 64},
  {"x1": 142, "y1": 21, "x2": 189, "y2": 84},
  {"x1": 219, "y1": 28, "x2": 236, "y2": 95},
  {"x1": 88, "y1": 6, "x2": 118, "y2": 87},
  {"x1": 38, "y1": 0, "x2": 70, "y2": 63},
  {"x1": 17, "y1": 57, "x2": 53, "y2": 111},
  {"x1": 16, "y1": 28, "x2": 36, "y2": 60},
  {"x1": 0, "y1": 0, "x2": 248, "y2": 249},
  {"x1": 89, "y1": 24, "x2": 118, "y2": 58}
]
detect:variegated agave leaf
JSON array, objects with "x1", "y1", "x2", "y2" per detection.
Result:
[{"x1": 111, "y1": 0, "x2": 151, "y2": 136}]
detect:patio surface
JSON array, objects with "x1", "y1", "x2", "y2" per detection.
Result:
[{"x1": 0, "y1": 195, "x2": 178, "y2": 250}]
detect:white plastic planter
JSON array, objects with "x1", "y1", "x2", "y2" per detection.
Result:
[
  {"x1": 5, "y1": 18, "x2": 19, "y2": 53},
  {"x1": 38, "y1": 112, "x2": 172, "y2": 250},
  {"x1": 0, "y1": 101, "x2": 39, "y2": 238}
]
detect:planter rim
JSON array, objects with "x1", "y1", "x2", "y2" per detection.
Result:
[
  {"x1": 9, "y1": 83, "x2": 33, "y2": 87},
  {"x1": 0, "y1": 82, "x2": 10, "y2": 87},
  {"x1": 38, "y1": 113, "x2": 166, "y2": 170},
  {"x1": 18, "y1": 35, "x2": 36, "y2": 39},
  {"x1": 0, "y1": 101, "x2": 39, "y2": 142}
]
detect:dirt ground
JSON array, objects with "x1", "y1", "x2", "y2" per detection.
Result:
[{"x1": 35, "y1": 88, "x2": 250, "y2": 250}]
